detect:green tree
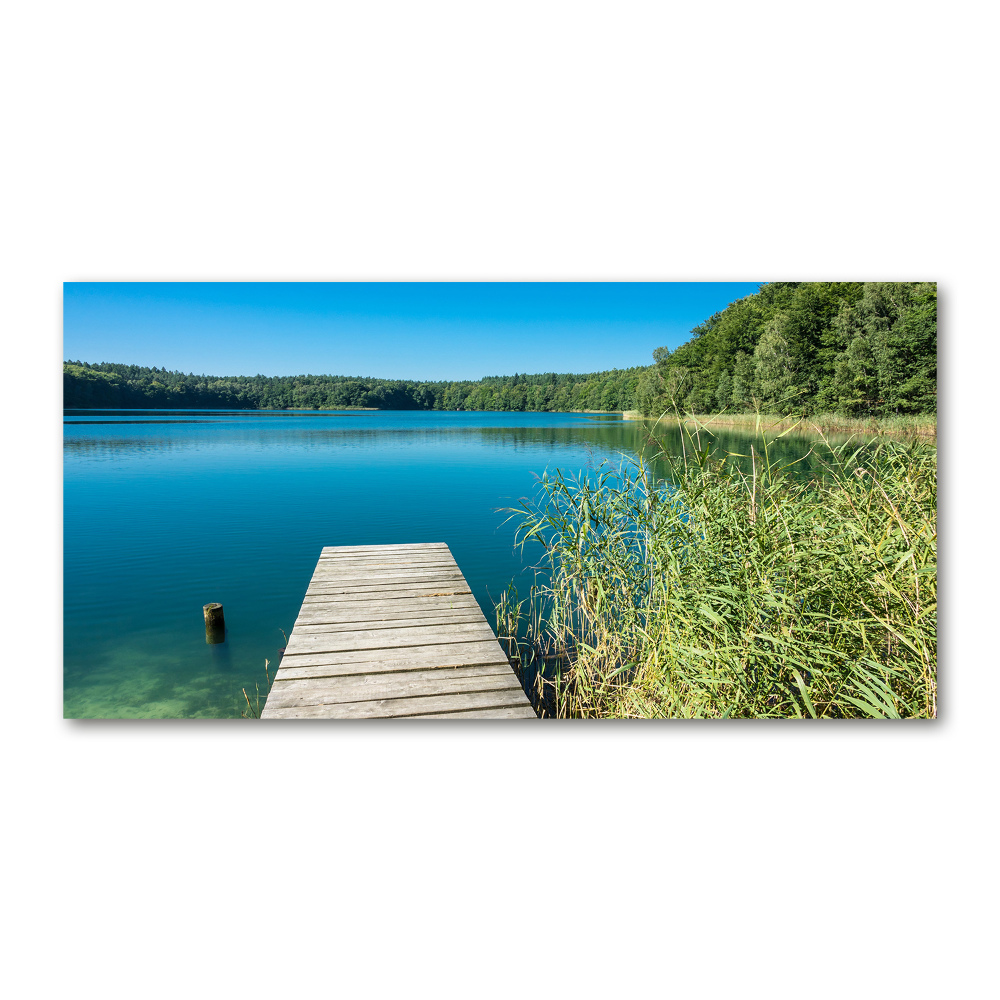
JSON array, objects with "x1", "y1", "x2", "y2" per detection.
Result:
[
  {"x1": 730, "y1": 351, "x2": 757, "y2": 411},
  {"x1": 754, "y1": 323, "x2": 799, "y2": 412},
  {"x1": 664, "y1": 366, "x2": 692, "y2": 409},
  {"x1": 829, "y1": 335, "x2": 880, "y2": 414},
  {"x1": 715, "y1": 370, "x2": 733, "y2": 410}
]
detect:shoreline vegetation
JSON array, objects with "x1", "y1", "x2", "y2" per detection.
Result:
[
  {"x1": 623, "y1": 410, "x2": 936, "y2": 439},
  {"x1": 496, "y1": 420, "x2": 937, "y2": 719}
]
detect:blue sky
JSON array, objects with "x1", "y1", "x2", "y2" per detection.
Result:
[{"x1": 63, "y1": 282, "x2": 762, "y2": 380}]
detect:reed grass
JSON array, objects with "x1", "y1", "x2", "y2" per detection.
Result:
[
  {"x1": 240, "y1": 658, "x2": 272, "y2": 718},
  {"x1": 635, "y1": 411, "x2": 936, "y2": 439},
  {"x1": 499, "y1": 422, "x2": 937, "y2": 719}
]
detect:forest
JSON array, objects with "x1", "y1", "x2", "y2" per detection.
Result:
[
  {"x1": 62, "y1": 361, "x2": 647, "y2": 412},
  {"x1": 64, "y1": 282, "x2": 936, "y2": 417},
  {"x1": 634, "y1": 281, "x2": 937, "y2": 417}
]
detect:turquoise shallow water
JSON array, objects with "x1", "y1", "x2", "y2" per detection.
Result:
[{"x1": 63, "y1": 410, "x2": 665, "y2": 717}]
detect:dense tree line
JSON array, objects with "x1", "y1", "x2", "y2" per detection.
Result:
[
  {"x1": 64, "y1": 282, "x2": 936, "y2": 416},
  {"x1": 635, "y1": 281, "x2": 937, "y2": 417},
  {"x1": 63, "y1": 361, "x2": 646, "y2": 411}
]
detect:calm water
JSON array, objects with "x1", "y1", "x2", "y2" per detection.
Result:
[{"x1": 63, "y1": 409, "x2": 838, "y2": 718}]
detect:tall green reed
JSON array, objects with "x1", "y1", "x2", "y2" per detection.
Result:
[{"x1": 499, "y1": 421, "x2": 936, "y2": 719}]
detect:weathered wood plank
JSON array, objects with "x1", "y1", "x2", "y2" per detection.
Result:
[
  {"x1": 315, "y1": 554, "x2": 458, "y2": 565},
  {"x1": 273, "y1": 661, "x2": 512, "y2": 684},
  {"x1": 265, "y1": 667, "x2": 521, "y2": 709},
  {"x1": 319, "y1": 543, "x2": 449, "y2": 555},
  {"x1": 295, "y1": 597, "x2": 481, "y2": 620},
  {"x1": 306, "y1": 578, "x2": 468, "y2": 591},
  {"x1": 284, "y1": 623, "x2": 498, "y2": 655},
  {"x1": 318, "y1": 545, "x2": 450, "y2": 554},
  {"x1": 275, "y1": 659, "x2": 512, "y2": 682},
  {"x1": 261, "y1": 686, "x2": 532, "y2": 719},
  {"x1": 303, "y1": 591, "x2": 472, "y2": 603},
  {"x1": 297, "y1": 603, "x2": 486, "y2": 621},
  {"x1": 314, "y1": 552, "x2": 458, "y2": 563},
  {"x1": 298, "y1": 593, "x2": 480, "y2": 609},
  {"x1": 409, "y1": 705, "x2": 538, "y2": 719},
  {"x1": 295, "y1": 604, "x2": 484, "y2": 626},
  {"x1": 316, "y1": 548, "x2": 453, "y2": 556},
  {"x1": 309, "y1": 574, "x2": 464, "y2": 587},
  {"x1": 311, "y1": 564, "x2": 459, "y2": 577},
  {"x1": 312, "y1": 568, "x2": 464, "y2": 580},
  {"x1": 276, "y1": 657, "x2": 510, "y2": 683},
  {"x1": 312, "y1": 563, "x2": 462, "y2": 580},
  {"x1": 319, "y1": 553, "x2": 450, "y2": 559},
  {"x1": 275, "y1": 639, "x2": 511, "y2": 670},
  {"x1": 308, "y1": 577, "x2": 472, "y2": 598},
  {"x1": 294, "y1": 614, "x2": 487, "y2": 635},
  {"x1": 286, "y1": 623, "x2": 496, "y2": 646}
]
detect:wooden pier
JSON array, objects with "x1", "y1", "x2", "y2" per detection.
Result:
[{"x1": 261, "y1": 543, "x2": 536, "y2": 719}]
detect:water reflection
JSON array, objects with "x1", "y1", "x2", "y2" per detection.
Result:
[
  {"x1": 63, "y1": 414, "x2": 879, "y2": 482},
  {"x1": 63, "y1": 436, "x2": 185, "y2": 457},
  {"x1": 64, "y1": 408, "x2": 366, "y2": 418},
  {"x1": 66, "y1": 419, "x2": 225, "y2": 425}
]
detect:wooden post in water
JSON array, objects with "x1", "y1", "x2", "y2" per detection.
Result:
[{"x1": 204, "y1": 602, "x2": 226, "y2": 644}]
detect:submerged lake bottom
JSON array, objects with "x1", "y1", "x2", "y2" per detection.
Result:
[{"x1": 63, "y1": 409, "x2": 852, "y2": 718}]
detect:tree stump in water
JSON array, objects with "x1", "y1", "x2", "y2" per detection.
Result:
[{"x1": 204, "y1": 603, "x2": 226, "y2": 644}]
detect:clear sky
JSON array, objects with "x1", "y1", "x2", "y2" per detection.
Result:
[{"x1": 63, "y1": 282, "x2": 762, "y2": 380}]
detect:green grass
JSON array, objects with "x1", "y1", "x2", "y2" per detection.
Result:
[{"x1": 498, "y1": 423, "x2": 937, "y2": 719}]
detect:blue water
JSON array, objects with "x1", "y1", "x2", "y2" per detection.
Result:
[{"x1": 64, "y1": 409, "x2": 673, "y2": 718}]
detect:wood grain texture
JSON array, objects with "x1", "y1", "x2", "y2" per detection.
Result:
[
  {"x1": 284, "y1": 622, "x2": 498, "y2": 655},
  {"x1": 295, "y1": 598, "x2": 481, "y2": 622},
  {"x1": 261, "y1": 687, "x2": 533, "y2": 719},
  {"x1": 296, "y1": 593, "x2": 480, "y2": 610},
  {"x1": 275, "y1": 653, "x2": 512, "y2": 681},
  {"x1": 275, "y1": 639, "x2": 511, "y2": 670},
  {"x1": 314, "y1": 556, "x2": 458, "y2": 568},
  {"x1": 294, "y1": 614, "x2": 488, "y2": 634},
  {"x1": 265, "y1": 667, "x2": 521, "y2": 709},
  {"x1": 408, "y1": 706, "x2": 539, "y2": 719},
  {"x1": 262, "y1": 544, "x2": 534, "y2": 720},
  {"x1": 308, "y1": 572, "x2": 466, "y2": 586},
  {"x1": 320, "y1": 543, "x2": 449, "y2": 553},
  {"x1": 302, "y1": 584, "x2": 473, "y2": 599}
]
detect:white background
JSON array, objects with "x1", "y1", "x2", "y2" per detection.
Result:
[{"x1": 1, "y1": 2, "x2": 994, "y2": 997}]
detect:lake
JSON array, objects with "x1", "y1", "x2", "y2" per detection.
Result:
[{"x1": 63, "y1": 409, "x2": 840, "y2": 718}]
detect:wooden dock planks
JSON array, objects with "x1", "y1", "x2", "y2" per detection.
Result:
[{"x1": 261, "y1": 543, "x2": 537, "y2": 719}]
